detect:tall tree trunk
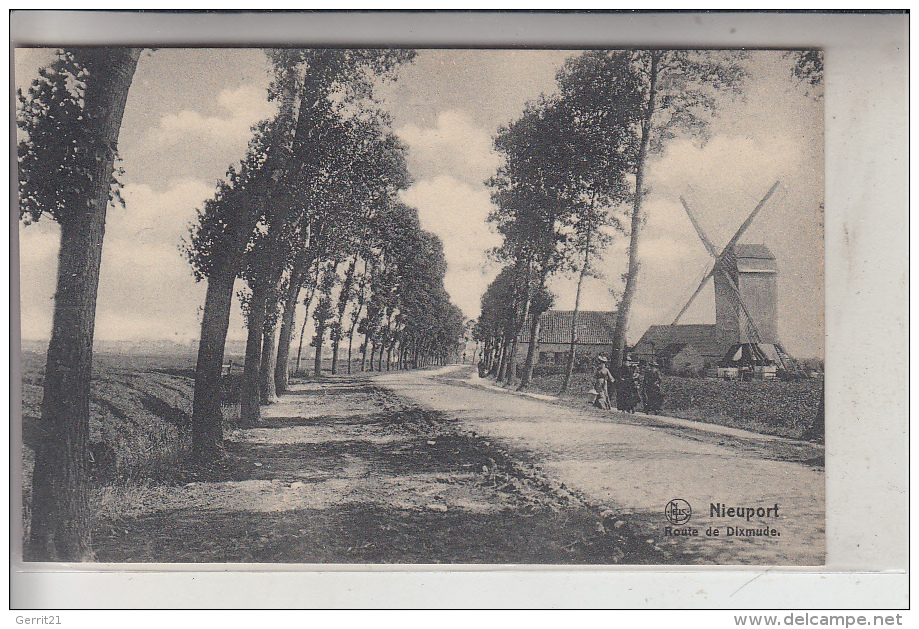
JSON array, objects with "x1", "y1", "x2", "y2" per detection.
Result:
[
  {"x1": 274, "y1": 272, "x2": 303, "y2": 395},
  {"x1": 190, "y1": 76, "x2": 296, "y2": 461},
  {"x1": 275, "y1": 249, "x2": 314, "y2": 394},
  {"x1": 27, "y1": 48, "x2": 141, "y2": 562},
  {"x1": 330, "y1": 331, "x2": 340, "y2": 375},
  {"x1": 313, "y1": 325, "x2": 325, "y2": 378},
  {"x1": 294, "y1": 258, "x2": 322, "y2": 375},
  {"x1": 360, "y1": 333, "x2": 369, "y2": 371},
  {"x1": 612, "y1": 51, "x2": 659, "y2": 367},
  {"x1": 561, "y1": 225, "x2": 593, "y2": 394},
  {"x1": 503, "y1": 294, "x2": 531, "y2": 384},
  {"x1": 347, "y1": 323, "x2": 357, "y2": 374},
  {"x1": 331, "y1": 257, "x2": 357, "y2": 375},
  {"x1": 259, "y1": 315, "x2": 279, "y2": 404},
  {"x1": 490, "y1": 338, "x2": 503, "y2": 377},
  {"x1": 347, "y1": 303, "x2": 365, "y2": 375},
  {"x1": 240, "y1": 283, "x2": 268, "y2": 428},
  {"x1": 518, "y1": 304, "x2": 543, "y2": 390},
  {"x1": 497, "y1": 336, "x2": 512, "y2": 381},
  {"x1": 191, "y1": 270, "x2": 236, "y2": 460},
  {"x1": 377, "y1": 316, "x2": 389, "y2": 372}
]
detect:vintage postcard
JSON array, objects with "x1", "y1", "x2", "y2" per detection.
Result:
[
  {"x1": 17, "y1": 44, "x2": 825, "y2": 567},
  {"x1": 11, "y1": 10, "x2": 908, "y2": 611}
]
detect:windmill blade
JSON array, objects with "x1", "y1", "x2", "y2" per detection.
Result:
[
  {"x1": 679, "y1": 196, "x2": 719, "y2": 259},
  {"x1": 672, "y1": 264, "x2": 716, "y2": 325},
  {"x1": 724, "y1": 181, "x2": 781, "y2": 253}
]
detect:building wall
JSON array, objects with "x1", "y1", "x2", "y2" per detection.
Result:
[
  {"x1": 671, "y1": 346, "x2": 705, "y2": 375},
  {"x1": 738, "y1": 272, "x2": 778, "y2": 343},
  {"x1": 715, "y1": 268, "x2": 779, "y2": 345},
  {"x1": 714, "y1": 271, "x2": 741, "y2": 346},
  {"x1": 513, "y1": 342, "x2": 608, "y2": 364}
]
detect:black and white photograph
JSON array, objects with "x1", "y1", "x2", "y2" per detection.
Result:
[
  {"x1": 14, "y1": 38, "x2": 826, "y2": 566},
  {"x1": 16, "y1": 41, "x2": 829, "y2": 568},
  {"x1": 11, "y1": 13, "x2": 908, "y2": 613}
]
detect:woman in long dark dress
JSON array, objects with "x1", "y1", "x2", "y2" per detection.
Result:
[
  {"x1": 643, "y1": 362, "x2": 665, "y2": 414},
  {"x1": 614, "y1": 363, "x2": 630, "y2": 411}
]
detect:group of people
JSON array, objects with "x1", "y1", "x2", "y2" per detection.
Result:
[{"x1": 592, "y1": 354, "x2": 664, "y2": 414}]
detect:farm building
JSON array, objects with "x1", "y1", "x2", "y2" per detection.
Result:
[
  {"x1": 632, "y1": 324, "x2": 726, "y2": 373},
  {"x1": 514, "y1": 310, "x2": 617, "y2": 364}
]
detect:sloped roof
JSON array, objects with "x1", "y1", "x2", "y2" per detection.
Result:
[
  {"x1": 734, "y1": 243, "x2": 775, "y2": 260},
  {"x1": 634, "y1": 324, "x2": 726, "y2": 358},
  {"x1": 519, "y1": 310, "x2": 618, "y2": 346}
]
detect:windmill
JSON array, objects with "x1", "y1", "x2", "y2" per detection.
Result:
[{"x1": 671, "y1": 181, "x2": 797, "y2": 374}]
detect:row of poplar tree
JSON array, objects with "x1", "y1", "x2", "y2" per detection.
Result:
[
  {"x1": 474, "y1": 50, "x2": 820, "y2": 395},
  {"x1": 18, "y1": 48, "x2": 464, "y2": 562}
]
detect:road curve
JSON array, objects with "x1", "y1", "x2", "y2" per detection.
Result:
[{"x1": 373, "y1": 367, "x2": 825, "y2": 566}]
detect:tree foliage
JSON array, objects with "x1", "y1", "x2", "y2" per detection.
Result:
[
  {"x1": 787, "y1": 49, "x2": 824, "y2": 98},
  {"x1": 555, "y1": 50, "x2": 748, "y2": 365},
  {"x1": 18, "y1": 49, "x2": 130, "y2": 226}
]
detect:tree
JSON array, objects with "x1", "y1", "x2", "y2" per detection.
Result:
[
  {"x1": 246, "y1": 51, "x2": 414, "y2": 418},
  {"x1": 487, "y1": 98, "x2": 587, "y2": 388},
  {"x1": 787, "y1": 49, "x2": 823, "y2": 98},
  {"x1": 558, "y1": 50, "x2": 747, "y2": 366},
  {"x1": 19, "y1": 47, "x2": 142, "y2": 561},
  {"x1": 275, "y1": 120, "x2": 409, "y2": 385},
  {"x1": 185, "y1": 58, "x2": 300, "y2": 453},
  {"x1": 551, "y1": 54, "x2": 639, "y2": 391},
  {"x1": 476, "y1": 266, "x2": 522, "y2": 377},
  {"x1": 186, "y1": 48, "x2": 414, "y2": 446},
  {"x1": 310, "y1": 260, "x2": 339, "y2": 377}
]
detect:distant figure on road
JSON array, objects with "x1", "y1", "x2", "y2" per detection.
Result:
[
  {"x1": 592, "y1": 355, "x2": 615, "y2": 410},
  {"x1": 614, "y1": 361, "x2": 637, "y2": 412},
  {"x1": 643, "y1": 362, "x2": 665, "y2": 414}
]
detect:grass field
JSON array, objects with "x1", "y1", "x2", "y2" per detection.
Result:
[
  {"x1": 527, "y1": 371, "x2": 823, "y2": 440},
  {"x1": 20, "y1": 351, "x2": 206, "y2": 542}
]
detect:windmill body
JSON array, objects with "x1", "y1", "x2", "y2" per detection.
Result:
[{"x1": 714, "y1": 243, "x2": 778, "y2": 346}]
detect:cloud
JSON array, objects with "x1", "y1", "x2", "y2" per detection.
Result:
[
  {"x1": 144, "y1": 84, "x2": 276, "y2": 149},
  {"x1": 18, "y1": 178, "x2": 227, "y2": 343},
  {"x1": 94, "y1": 179, "x2": 218, "y2": 341},
  {"x1": 397, "y1": 110, "x2": 503, "y2": 188},
  {"x1": 400, "y1": 176, "x2": 503, "y2": 319}
]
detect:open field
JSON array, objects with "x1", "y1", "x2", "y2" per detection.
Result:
[
  {"x1": 20, "y1": 351, "x2": 203, "y2": 542},
  {"x1": 526, "y1": 371, "x2": 823, "y2": 440}
]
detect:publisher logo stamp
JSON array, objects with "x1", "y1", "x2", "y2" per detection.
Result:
[{"x1": 664, "y1": 499, "x2": 692, "y2": 525}]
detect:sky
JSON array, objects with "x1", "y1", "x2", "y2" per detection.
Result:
[{"x1": 16, "y1": 48, "x2": 824, "y2": 358}]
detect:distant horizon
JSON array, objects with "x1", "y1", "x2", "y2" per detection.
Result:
[{"x1": 18, "y1": 334, "x2": 825, "y2": 360}]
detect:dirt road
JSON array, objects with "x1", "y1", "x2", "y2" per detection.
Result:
[
  {"x1": 91, "y1": 375, "x2": 668, "y2": 564},
  {"x1": 375, "y1": 366, "x2": 825, "y2": 565}
]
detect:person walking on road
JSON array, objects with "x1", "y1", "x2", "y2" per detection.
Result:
[
  {"x1": 592, "y1": 355, "x2": 615, "y2": 410},
  {"x1": 643, "y1": 361, "x2": 665, "y2": 414}
]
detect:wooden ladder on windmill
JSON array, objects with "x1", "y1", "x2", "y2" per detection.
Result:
[{"x1": 671, "y1": 181, "x2": 801, "y2": 377}]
